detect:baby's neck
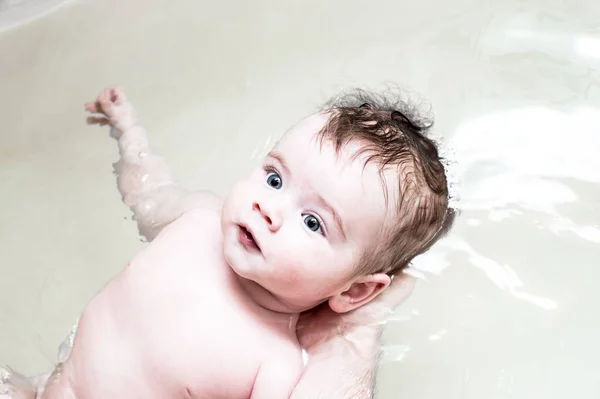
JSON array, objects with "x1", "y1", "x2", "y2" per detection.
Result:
[{"x1": 233, "y1": 274, "x2": 300, "y2": 327}]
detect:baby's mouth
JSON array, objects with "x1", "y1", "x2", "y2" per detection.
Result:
[{"x1": 239, "y1": 225, "x2": 261, "y2": 252}]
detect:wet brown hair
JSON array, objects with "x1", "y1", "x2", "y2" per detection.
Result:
[{"x1": 318, "y1": 88, "x2": 456, "y2": 277}]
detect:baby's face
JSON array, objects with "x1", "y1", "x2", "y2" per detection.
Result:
[{"x1": 221, "y1": 113, "x2": 397, "y2": 313}]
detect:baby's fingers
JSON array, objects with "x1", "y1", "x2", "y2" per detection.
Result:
[
  {"x1": 85, "y1": 101, "x2": 103, "y2": 114},
  {"x1": 109, "y1": 86, "x2": 126, "y2": 104},
  {"x1": 87, "y1": 116, "x2": 110, "y2": 126},
  {"x1": 99, "y1": 86, "x2": 125, "y2": 105}
]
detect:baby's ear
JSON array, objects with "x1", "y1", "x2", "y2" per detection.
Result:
[{"x1": 328, "y1": 273, "x2": 391, "y2": 313}]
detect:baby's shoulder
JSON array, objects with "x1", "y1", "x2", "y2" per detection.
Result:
[
  {"x1": 169, "y1": 206, "x2": 221, "y2": 234},
  {"x1": 152, "y1": 207, "x2": 222, "y2": 251},
  {"x1": 178, "y1": 207, "x2": 221, "y2": 225}
]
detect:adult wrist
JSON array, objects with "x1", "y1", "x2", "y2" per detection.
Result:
[{"x1": 307, "y1": 323, "x2": 383, "y2": 358}]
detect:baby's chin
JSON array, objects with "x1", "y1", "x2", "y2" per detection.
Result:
[{"x1": 223, "y1": 248, "x2": 330, "y2": 312}]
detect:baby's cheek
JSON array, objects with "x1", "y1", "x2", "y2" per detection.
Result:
[{"x1": 269, "y1": 251, "x2": 305, "y2": 284}]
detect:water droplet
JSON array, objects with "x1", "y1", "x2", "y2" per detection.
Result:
[
  {"x1": 428, "y1": 328, "x2": 448, "y2": 341},
  {"x1": 138, "y1": 152, "x2": 147, "y2": 158},
  {"x1": 380, "y1": 344, "x2": 411, "y2": 363},
  {"x1": 141, "y1": 174, "x2": 149, "y2": 183},
  {"x1": 142, "y1": 200, "x2": 155, "y2": 212}
]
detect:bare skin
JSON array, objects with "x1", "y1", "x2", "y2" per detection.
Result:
[
  {"x1": 0, "y1": 87, "x2": 417, "y2": 399},
  {"x1": 1, "y1": 274, "x2": 414, "y2": 399},
  {"x1": 47, "y1": 208, "x2": 301, "y2": 398}
]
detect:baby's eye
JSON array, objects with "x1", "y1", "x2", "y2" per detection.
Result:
[
  {"x1": 303, "y1": 214, "x2": 323, "y2": 234},
  {"x1": 266, "y1": 172, "x2": 282, "y2": 189}
]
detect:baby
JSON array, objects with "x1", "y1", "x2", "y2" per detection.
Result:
[{"x1": 1, "y1": 86, "x2": 455, "y2": 398}]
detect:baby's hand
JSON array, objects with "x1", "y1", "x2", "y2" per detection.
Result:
[{"x1": 85, "y1": 86, "x2": 137, "y2": 133}]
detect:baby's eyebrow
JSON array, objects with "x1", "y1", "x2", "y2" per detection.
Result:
[
  {"x1": 267, "y1": 151, "x2": 290, "y2": 175},
  {"x1": 316, "y1": 194, "x2": 346, "y2": 239}
]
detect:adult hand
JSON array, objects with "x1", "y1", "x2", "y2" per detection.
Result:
[{"x1": 297, "y1": 272, "x2": 416, "y2": 351}]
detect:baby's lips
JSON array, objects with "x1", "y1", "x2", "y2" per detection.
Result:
[{"x1": 249, "y1": 226, "x2": 264, "y2": 252}]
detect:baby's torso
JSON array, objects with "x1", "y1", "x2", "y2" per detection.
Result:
[{"x1": 65, "y1": 209, "x2": 301, "y2": 399}]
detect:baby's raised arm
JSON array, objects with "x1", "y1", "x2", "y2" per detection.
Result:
[{"x1": 85, "y1": 86, "x2": 221, "y2": 241}]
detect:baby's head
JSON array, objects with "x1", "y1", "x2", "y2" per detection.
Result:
[{"x1": 221, "y1": 89, "x2": 456, "y2": 314}]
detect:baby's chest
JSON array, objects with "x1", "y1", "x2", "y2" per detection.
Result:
[
  {"x1": 115, "y1": 213, "x2": 283, "y2": 392},
  {"x1": 142, "y1": 295, "x2": 266, "y2": 392},
  {"x1": 126, "y1": 273, "x2": 277, "y2": 397}
]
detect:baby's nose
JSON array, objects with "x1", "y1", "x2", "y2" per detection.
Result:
[{"x1": 252, "y1": 201, "x2": 282, "y2": 231}]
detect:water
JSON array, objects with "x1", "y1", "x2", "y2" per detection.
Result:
[
  {"x1": 0, "y1": 0, "x2": 71, "y2": 31},
  {"x1": 0, "y1": 0, "x2": 598, "y2": 398}
]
